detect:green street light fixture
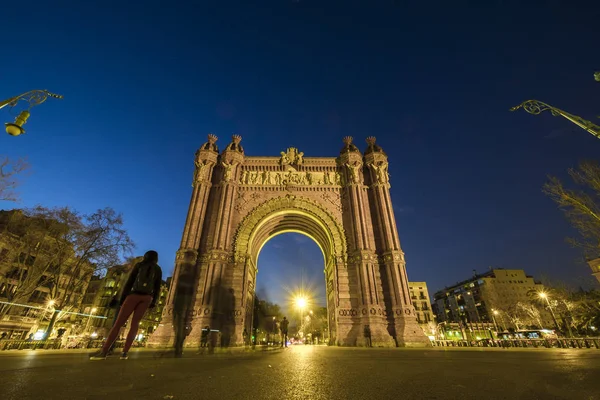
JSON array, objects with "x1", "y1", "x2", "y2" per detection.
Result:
[
  {"x1": 510, "y1": 100, "x2": 600, "y2": 140},
  {"x1": 0, "y1": 90, "x2": 63, "y2": 136}
]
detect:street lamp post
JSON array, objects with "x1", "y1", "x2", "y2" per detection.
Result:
[
  {"x1": 491, "y1": 309, "x2": 500, "y2": 336},
  {"x1": 37, "y1": 299, "x2": 55, "y2": 333},
  {"x1": 538, "y1": 292, "x2": 560, "y2": 333},
  {"x1": 510, "y1": 100, "x2": 600, "y2": 140},
  {"x1": 309, "y1": 310, "x2": 314, "y2": 344},
  {"x1": 84, "y1": 307, "x2": 97, "y2": 334},
  {"x1": 0, "y1": 90, "x2": 63, "y2": 136},
  {"x1": 295, "y1": 296, "x2": 307, "y2": 338}
]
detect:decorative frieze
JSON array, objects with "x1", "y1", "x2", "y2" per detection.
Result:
[{"x1": 239, "y1": 167, "x2": 342, "y2": 187}]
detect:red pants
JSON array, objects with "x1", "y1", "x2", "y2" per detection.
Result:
[{"x1": 102, "y1": 294, "x2": 152, "y2": 354}]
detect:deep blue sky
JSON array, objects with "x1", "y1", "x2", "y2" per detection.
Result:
[{"x1": 1, "y1": 1, "x2": 599, "y2": 307}]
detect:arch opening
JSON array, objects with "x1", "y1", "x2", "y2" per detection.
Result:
[
  {"x1": 233, "y1": 195, "x2": 346, "y2": 346},
  {"x1": 256, "y1": 232, "x2": 326, "y2": 345}
]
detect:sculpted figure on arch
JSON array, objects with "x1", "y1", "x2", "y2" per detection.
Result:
[
  {"x1": 221, "y1": 161, "x2": 236, "y2": 182},
  {"x1": 345, "y1": 161, "x2": 362, "y2": 184}
]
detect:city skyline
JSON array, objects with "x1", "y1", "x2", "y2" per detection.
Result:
[{"x1": 1, "y1": 1, "x2": 599, "y2": 306}]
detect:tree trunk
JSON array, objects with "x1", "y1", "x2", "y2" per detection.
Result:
[
  {"x1": 44, "y1": 309, "x2": 60, "y2": 338},
  {"x1": 561, "y1": 315, "x2": 574, "y2": 338}
]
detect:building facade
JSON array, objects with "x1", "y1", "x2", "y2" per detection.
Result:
[
  {"x1": 433, "y1": 269, "x2": 554, "y2": 332},
  {"x1": 0, "y1": 210, "x2": 93, "y2": 339},
  {"x1": 408, "y1": 282, "x2": 434, "y2": 336}
]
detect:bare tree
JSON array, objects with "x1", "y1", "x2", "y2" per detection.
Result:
[
  {"x1": 543, "y1": 161, "x2": 600, "y2": 259},
  {"x1": 0, "y1": 156, "x2": 30, "y2": 202},
  {"x1": 503, "y1": 303, "x2": 524, "y2": 331},
  {"x1": 0, "y1": 207, "x2": 71, "y2": 317},
  {"x1": 516, "y1": 302, "x2": 543, "y2": 329},
  {"x1": 44, "y1": 207, "x2": 134, "y2": 336}
]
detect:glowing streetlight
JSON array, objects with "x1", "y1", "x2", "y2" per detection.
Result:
[
  {"x1": 47, "y1": 299, "x2": 55, "y2": 308},
  {"x1": 490, "y1": 309, "x2": 500, "y2": 335},
  {"x1": 84, "y1": 307, "x2": 98, "y2": 334},
  {"x1": 293, "y1": 296, "x2": 309, "y2": 337},
  {"x1": 0, "y1": 90, "x2": 63, "y2": 136},
  {"x1": 538, "y1": 292, "x2": 560, "y2": 332},
  {"x1": 295, "y1": 297, "x2": 307, "y2": 309}
]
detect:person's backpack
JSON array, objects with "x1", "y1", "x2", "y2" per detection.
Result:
[{"x1": 131, "y1": 262, "x2": 157, "y2": 295}]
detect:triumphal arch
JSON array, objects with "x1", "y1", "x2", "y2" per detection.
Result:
[{"x1": 150, "y1": 135, "x2": 428, "y2": 347}]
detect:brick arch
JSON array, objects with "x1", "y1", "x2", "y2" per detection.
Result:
[{"x1": 233, "y1": 194, "x2": 347, "y2": 267}]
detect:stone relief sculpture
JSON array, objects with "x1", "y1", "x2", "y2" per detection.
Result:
[
  {"x1": 280, "y1": 151, "x2": 291, "y2": 166},
  {"x1": 238, "y1": 169, "x2": 343, "y2": 187},
  {"x1": 194, "y1": 160, "x2": 208, "y2": 184},
  {"x1": 345, "y1": 161, "x2": 362, "y2": 184},
  {"x1": 263, "y1": 170, "x2": 272, "y2": 185},
  {"x1": 221, "y1": 161, "x2": 236, "y2": 182},
  {"x1": 279, "y1": 147, "x2": 304, "y2": 166},
  {"x1": 370, "y1": 162, "x2": 389, "y2": 184},
  {"x1": 335, "y1": 171, "x2": 342, "y2": 186}
]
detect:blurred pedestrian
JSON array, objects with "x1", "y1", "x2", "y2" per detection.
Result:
[
  {"x1": 364, "y1": 325, "x2": 372, "y2": 347},
  {"x1": 90, "y1": 251, "x2": 162, "y2": 360},
  {"x1": 173, "y1": 252, "x2": 197, "y2": 357},
  {"x1": 200, "y1": 326, "x2": 210, "y2": 348},
  {"x1": 280, "y1": 317, "x2": 289, "y2": 347},
  {"x1": 243, "y1": 328, "x2": 249, "y2": 348}
]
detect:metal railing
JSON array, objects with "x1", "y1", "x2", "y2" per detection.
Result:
[
  {"x1": 431, "y1": 338, "x2": 600, "y2": 349},
  {"x1": 0, "y1": 339, "x2": 62, "y2": 351},
  {"x1": 0, "y1": 338, "x2": 146, "y2": 351}
]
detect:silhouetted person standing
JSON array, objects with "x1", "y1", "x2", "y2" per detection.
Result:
[
  {"x1": 280, "y1": 317, "x2": 289, "y2": 347},
  {"x1": 90, "y1": 251, "x2": 162, "y2": 360}
]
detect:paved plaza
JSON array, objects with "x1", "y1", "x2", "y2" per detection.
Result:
[{"x1": 0, "y1": 346, "x2": 598, "y2": 400}]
